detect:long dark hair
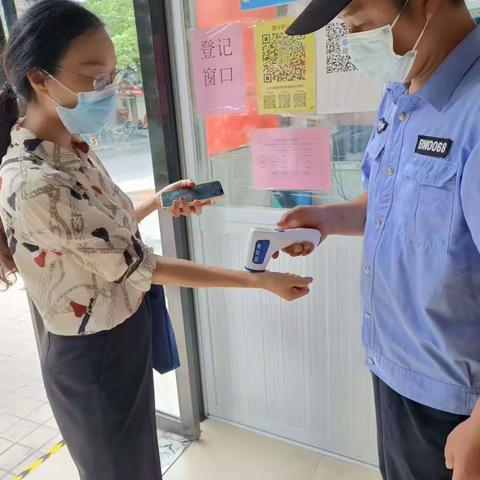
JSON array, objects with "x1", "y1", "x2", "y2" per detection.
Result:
[{"x1": 0, "y1": 0, "x2": 103, "y2": 289}]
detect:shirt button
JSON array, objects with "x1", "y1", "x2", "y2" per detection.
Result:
[
  {"x1": 368, "y1": 357, "x2": 375, "y2": 367},
  {"x1": 364, "y1": 266, "x2": 372, "y2": 275},
  {"x1": 364, "y1": 312, "x2": 372, "y2": 320},
  {"x1": 399, "y1": 112, "x2": 407, "y2": 121},
  {"x1": 375, "y1": 219, "x2": 383, "y2": 227},
  {"x1": 386, "y1": 167, "x2": 394, "y2": 176}
]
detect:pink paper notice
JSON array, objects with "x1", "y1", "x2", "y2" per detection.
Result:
[
  {"x1": 190, "y1": 23, "x2": 247, "y2": 116},
  {"x1": 251, "y1": 128, "x2": 332, "y2": 190}
]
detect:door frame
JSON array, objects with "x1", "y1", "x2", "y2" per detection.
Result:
[
  {"x1": 0, "y1": 0, "x2": 16, "y2": 32},
  {"x1": 0, "y1": 17, "x2": 6, "y2": 85},
  {"x1": 133, "y1": 0, "x2": 204, "y2": 440}
]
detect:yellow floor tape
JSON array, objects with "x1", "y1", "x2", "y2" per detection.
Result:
[{"x1": 14, "y1": 440, "x2": 66, "y2": 480}]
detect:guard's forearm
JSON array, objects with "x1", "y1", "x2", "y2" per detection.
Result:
[{"x1": 322, "y1": 192, "x2": 368, "y2": 236}]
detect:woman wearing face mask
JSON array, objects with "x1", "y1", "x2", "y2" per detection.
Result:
[{"x1": 0, "y1": 2, "x2": 313, "y2": 479}]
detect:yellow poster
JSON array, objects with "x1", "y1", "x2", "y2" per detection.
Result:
[{"x1": 255, "y1": 18, "x2": 316, "y2": 114}]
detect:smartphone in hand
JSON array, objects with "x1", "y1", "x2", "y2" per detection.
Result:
[{"x1": 161, "y1": 181, "x2": 224, "y2": 209}]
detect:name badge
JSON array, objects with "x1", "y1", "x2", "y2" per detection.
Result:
[{"x1": 415, "y1": 135, "x2": 453, "y2": 158}]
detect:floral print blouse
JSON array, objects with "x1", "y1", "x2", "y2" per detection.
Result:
[{"x1": 0, "y1": 124, "x2": 156, "y2": 335}]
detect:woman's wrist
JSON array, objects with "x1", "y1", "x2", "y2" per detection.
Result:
[
  {"x1": 242, "y1": 271, "x2": 264, "y2": 289},
  {"x1": 230, "y1": 269, "x2": 263, "y2": 289}
]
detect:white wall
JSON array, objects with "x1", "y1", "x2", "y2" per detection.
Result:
[{"x1": 192, "y1": 207, "x2": 378, "y2": 464}]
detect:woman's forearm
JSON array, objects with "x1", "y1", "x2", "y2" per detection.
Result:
[
  {"x1": 134, "y1": 196, "x2": 157, "y2": 223},
  {"x1": 152, "y1": 255, "x2": 259, "y2": 289}
]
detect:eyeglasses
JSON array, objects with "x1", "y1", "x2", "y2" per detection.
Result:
[{"x1": 55, "y1": 68, "x2": 125, "y2": 91}]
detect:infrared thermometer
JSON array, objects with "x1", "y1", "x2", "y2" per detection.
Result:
[{"x1": 245, "y1": 227, "x2": 321, "y2": 273}]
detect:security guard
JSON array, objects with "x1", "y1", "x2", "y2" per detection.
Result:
[{"x1": 279, "y1": 0, "x2": 480, "y2": 478}]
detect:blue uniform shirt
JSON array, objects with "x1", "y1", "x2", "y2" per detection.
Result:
[{"x1": 362, "y1": 25, "x2": 480, "y2": 415}]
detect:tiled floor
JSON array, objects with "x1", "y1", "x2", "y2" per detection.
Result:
[
  {"x1": 27, "y1": 419, "x2": 381, "y2": 480},
  {"x1": 21, "y1": 431, "x2": 190, "y2": 479},
  {"x1": 0, "y1": 280, "x2": 62, "y2": 479}
]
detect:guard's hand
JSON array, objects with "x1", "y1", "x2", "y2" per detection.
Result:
[
  {"x1": 445, "y1": 416, "x2": 480, "y2": 479},
  {"x1": 273, "y1": 206, "x2": 324, "y2": 259},
  {"x1": 158, "y1": 180, "x2": 212, "y2": 218}
]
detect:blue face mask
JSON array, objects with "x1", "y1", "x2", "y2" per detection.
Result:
[{"x1": 45, "y1": 73, "x2": 117, "y2": 134}]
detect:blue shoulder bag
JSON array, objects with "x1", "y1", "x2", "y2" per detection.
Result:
[{"x1": 148, "y1": 284, "x2": 180, "y2": 374}]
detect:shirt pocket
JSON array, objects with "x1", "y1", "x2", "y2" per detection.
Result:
[
  {"x1": 395, "y1": 156, "x2": 458, "y2": 251},
  {"x1": 365, "y1": 134, "x2": 387, "y2": 192}
]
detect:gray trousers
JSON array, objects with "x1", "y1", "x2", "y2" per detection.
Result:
[
  {"x1": 373, "y1": 375, "x2": 467, "y2": 480},
  {"x1": 40, "y1": 298, "x2": 162, "y2": 480}
]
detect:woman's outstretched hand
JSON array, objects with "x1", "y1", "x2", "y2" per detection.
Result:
[{"x1": 258, "y1": 271, "x2": 313, "y2": 302}]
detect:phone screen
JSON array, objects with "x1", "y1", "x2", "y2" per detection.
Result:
[{"x1": 161, "y1": 181, "x2": 224, "y2": 208}]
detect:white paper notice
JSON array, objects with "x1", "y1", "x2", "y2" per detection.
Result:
[
  {"x1": 316, "y1": 19, "x2": 383, "y2": 114},
  {"x1": 251, "y1": 127, "x2": 331, "y2": 191}
]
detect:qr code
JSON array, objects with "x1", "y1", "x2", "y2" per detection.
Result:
[
  {"x1": 262, "y1": 32, "x2": 306, "y2": 83},
  {"x1": 293, "y1": 93, "x2": 306, "y2": 108},
  {"x1": 279, "y1": 94, "x2": 291, "y2": 109},
  {"x1": 264, "y1": 95, "x2": 277, "y2": 110},
  {"x1": 325, "y1": 22, "x2": 357, "y2": 74}
]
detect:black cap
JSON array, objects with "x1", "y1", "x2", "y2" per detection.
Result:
[{"x1": 286, "y1": 0, "x2": 353, "y2": 36}]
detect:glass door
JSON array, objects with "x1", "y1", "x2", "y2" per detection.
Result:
[
  {"x1": 167, "y1": 0, "x2": 381, "y2": 464},
  {"x1": 131, "y1": 0, "x2": 204, "y2": 440}
]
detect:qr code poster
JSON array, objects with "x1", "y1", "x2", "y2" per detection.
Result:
[
  {"x1": 190, "y1": 23, "x2": 248, "y2": 116},
  {"x1": 316, "y1": 19, "x2": 383, "y2": 114},
  {"x1": 255, "y1": 19, "x2": 316, "y2": 115}
]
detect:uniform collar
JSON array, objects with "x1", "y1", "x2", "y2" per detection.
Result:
[
  {"x1": 386, "y1": 83, "x2": 408, "y2": 104},
  {"x1": 385, "y1": 25, "x2": 480, "y2": 112},
  {"x1": 417, "y1": 24, "x2": 480, "y2": 111},
  {"x1": 8, "y1": 122, "x2": 91, "y2": 170}
]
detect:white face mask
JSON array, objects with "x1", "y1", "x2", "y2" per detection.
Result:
[
  {"x1": 44, "y1": 71, "x2": 117, "y2": 134},
  {"x1": 345, "y1": 0, "x2": 430, "y2": 84}
]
